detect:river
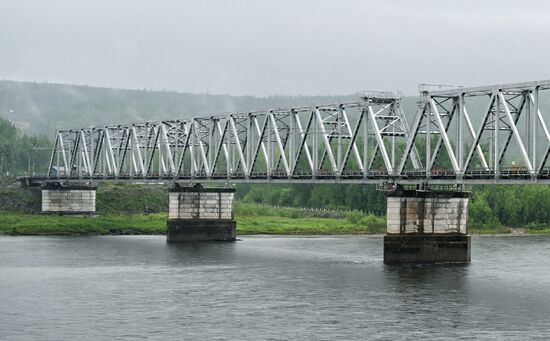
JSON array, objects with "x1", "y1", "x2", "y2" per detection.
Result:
[{"x1": 1, "y1": 235, "x2": 549, "y2": 340}]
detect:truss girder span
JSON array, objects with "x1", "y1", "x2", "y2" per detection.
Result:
[
  {"x1": 47, "y1": 95, "x2": 415, "y2": 181},
  {"x1": 45, "y1": 79, "x2": 550, "y2": 184},
  {"x1": 398, "y1": 80, "x2": 550, "y2": 182}
]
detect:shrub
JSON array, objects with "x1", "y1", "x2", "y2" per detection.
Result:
[{"x1": 347, "y1": 211, "x2": 363, "y2": 225}]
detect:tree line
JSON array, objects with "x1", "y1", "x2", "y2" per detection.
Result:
[
  {"x1": 0, "y1": 116, "x2": 51, "y2": 176},
  {"x1": 236, "y1": 183, "x2": 550, "y2": 229}
]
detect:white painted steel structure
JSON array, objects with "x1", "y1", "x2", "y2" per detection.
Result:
[
  {"x1": 46, "y1": 92, "x2": 417, "y2": 182},
  {"x1": 42, "y1": 80, "x2": 550, "y2": 184}
]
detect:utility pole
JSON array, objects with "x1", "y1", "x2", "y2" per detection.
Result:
[{"x1": 0, "y1": 147, "x2": 3, "y2": 176}]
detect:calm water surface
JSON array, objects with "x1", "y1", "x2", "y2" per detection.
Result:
[{"x1": 1, "y1": 235, "x2": 549, "y2": 340}]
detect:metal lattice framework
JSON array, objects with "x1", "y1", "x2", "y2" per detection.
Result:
[
  {"x1": 398, "y1": 80, "x2": 550, "y2": 183},
  {"x1": 46, "y1": 92, "x2": 417, "y2": 183},
  {"x1": 41, "y1": 80, "x2": 550, "y2": 184}
]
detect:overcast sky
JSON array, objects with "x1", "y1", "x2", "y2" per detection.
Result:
[{"x1": 1, "y1": 0, "x2": 549, "y2": 96}]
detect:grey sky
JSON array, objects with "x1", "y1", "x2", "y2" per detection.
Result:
[{"x1": 1, "y1": 0, "x2": 549, "y2": 96}]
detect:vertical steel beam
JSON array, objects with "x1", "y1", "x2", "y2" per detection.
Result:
[
  {"x1": 363, "y1": 107, "x2": 368, "y2": 175},
  {"x1": 494, "y1": 91, "x2": 500, "y2": 175},
  {"x1": 457, "y1": 94, "x2": 464, "y2": 173},
  {"x1": 312, "y1": 110, "x2": 318, "y2": 175},
  {"x1": 337, "y1": 105, "x2": 343, "y2": 174},
  {"x1": 533, "y1": 87, "x2": 539, "y2": 168},
  {"x1": 289, "y1": 110, "x2": 296, "y2": 173}
]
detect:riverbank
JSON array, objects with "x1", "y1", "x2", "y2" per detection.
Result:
[
  {"x1": 2, "y1": 204, "x2": 548, "y2": 236},
  {"x1": 0, "y1": 203, "x2": 387, "y2": 236},
  {"x1": 0, "y1": 181, "x2": 389, "y2": 235},
  {"x1": 1, "y1": 182, "x2": 548, "y2": 236}
]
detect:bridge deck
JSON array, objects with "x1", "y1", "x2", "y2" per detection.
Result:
[{"x1": 24, "y1": 168, "x2": 550, "y2": 185}]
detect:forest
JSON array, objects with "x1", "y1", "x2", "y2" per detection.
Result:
[{"x1": 0, "y1": 116, "x2": 50, "y2": 176}]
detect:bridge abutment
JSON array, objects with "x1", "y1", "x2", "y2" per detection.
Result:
[
  {"x1": 384, "y1": 189, "x2": 470, "y2": 264},
  {"x1": 167, "y1": 184, "x2": 236, "y2": 242},
  {"x1": 41, "y1": 184, "x2": 96, "y2": 215}
]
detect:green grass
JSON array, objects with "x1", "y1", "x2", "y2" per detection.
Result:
[
  {"x1": 0, "y1": 211, "x2": 167, "y2": 236},
  {"x1": 2, "y1": 208, "x2": 548, "y2": 236},
  {"x1": 527, "y1": 230, "x2": 550, "y2": 234},
  {"x1": 468, "y1": 226, "x2": 512, "y2": 235},
  {"x1": 235, "y1": 203, "x2": 385, "y2": 235},
  {"x1": 0, "y1": 203, "x2": 387, "y2": 236},
  {"x1": 237, "y1": 216, "x2": 381, "y2": 235}
]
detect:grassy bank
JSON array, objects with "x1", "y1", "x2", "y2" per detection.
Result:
[
  {"x1": 3, "y1": 203, "x2": 547, "y2": 236},
  {"x1": 1, "y1": 182, "x2": 548, "y2": 236},
  {"x1": 0, "y1": 211, "x2": 166, "y2": 235},
  {"x1": 0, "y1": 182, "x2": 389, "y2": 235},
  {"x1": 235, "y1": 204, "x2": 386, "y2": 235},
  {"x1": 0, "y1": 203, "x2": 387, "y2": 236}
]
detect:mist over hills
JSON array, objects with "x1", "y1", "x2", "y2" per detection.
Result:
[{"x1": 1, "y1": 80, "x2": 415, "y2": 137}]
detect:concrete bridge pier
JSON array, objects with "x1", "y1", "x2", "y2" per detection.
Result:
[
  {"x1": 167, "y1": 184, "x2": 236, "y2": 242},
  {"x1": 384, "y1": 188, "x2": 471, "y2": 264},
  {"x1": 41, "y1": 183, "x2": 96, "y2": 215}
]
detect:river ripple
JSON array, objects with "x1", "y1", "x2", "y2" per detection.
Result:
[{"x1": 0, "y1": 235, "x2": 549, "y2": 340}]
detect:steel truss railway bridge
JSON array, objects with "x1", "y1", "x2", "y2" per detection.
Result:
[
  {"x1": 30, "y1": 79, "x2": 550, "y2": 186},
  {"x1": 24, "y1": 79, "x2": 550, "y2": 263}
]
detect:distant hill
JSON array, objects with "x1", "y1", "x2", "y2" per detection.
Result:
[{"x1": 0, "y1": 80, "x2": 396, "y2": 136}]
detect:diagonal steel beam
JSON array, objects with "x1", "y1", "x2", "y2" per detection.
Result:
[
  {"x1": 463, "y1": 107, "x2": 489, "y2": 170},
  {"x1": 229, "y1": 115, "x2": 248, "y2": 175},
  {"x1": 314, "y1": 109, "x2": 338, "y2": 172},
  {"x1": 498, "y1": 93, "x2": 533, "y2": 173},
  {"x1": 292, "y1": 111, "x2": 314, "y2": 174},
  {"x1": 464, "y1": 94, "x2": 496, "y2": 171},
  {"x1": 368, "y1": 106, "x2": 393, "y2": 174},
  {"x1": 397, "y1": 103, "x2": 427, "y2": 175}
]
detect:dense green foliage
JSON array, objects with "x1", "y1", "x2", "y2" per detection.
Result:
[
  {"x1": 96, "y1": 183, "x2": 168, "y2": 214},
  {"x1": 236, "y1": 184, "x2": 387, "y2": 215},
  {"x1": 0, "y1": 116, "x2": 50, "y2": 176},
  {"x1": 472, "y1": 185, "x2": 550, "y2": 229}
]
